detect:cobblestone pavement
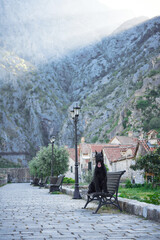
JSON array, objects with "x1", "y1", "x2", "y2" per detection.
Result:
[{"x1": 0, "y1": 183, "x2": 160, "y2": 240}]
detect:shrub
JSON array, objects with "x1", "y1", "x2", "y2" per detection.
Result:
[
  {"x1": 123, "y1": 117, "x2": 128, "y2": 129},
  {"x1": 63, "y1": 177, "x2": 75, "y2": 184},
  {"x1": 91, "y1": 136, "x2": 98, "y2": 143},
  {"x1": 0, "y1": 157, "x2": 21, "y2": 168},
  {"x1": 126, "y1": 109, "x2": 132, "y2": 117},
  {"x1": 149, "y1": 117, "x2": 160, "y2": 130},
  {"x1": 136, "y1": 99, "x2": 149, "y2": 110},
  {"x1": 148, "y1": 69, "x2": 160, "y2": 77},
  {"x1": 125, "y1": 179, "x2": 132, "y2": 188}
]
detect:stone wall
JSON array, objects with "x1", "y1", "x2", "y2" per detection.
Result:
[
  {"x1": 0, "y1": 168, "x2": 31, "y2": 183},
  {"x1": 0, "y1": 173, "x2": 7, "y2": 186}
]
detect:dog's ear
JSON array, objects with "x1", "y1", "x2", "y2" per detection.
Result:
[
  {"x1": 95, "y1": 150, "x2": 97, "y2": 155},
  {"x1": 101, "y1": 150, "x2": 103, "y2": 156}
]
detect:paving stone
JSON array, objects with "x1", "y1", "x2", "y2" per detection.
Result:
[{"x1": 0, "y1": 183, "x2": 160, "y2": 240}]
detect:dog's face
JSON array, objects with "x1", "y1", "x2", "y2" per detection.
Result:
[{"x1": 95, "y1": 150, "x2": 104, "y2": 168}]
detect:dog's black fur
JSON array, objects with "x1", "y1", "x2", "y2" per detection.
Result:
[{"x1": 88, "y1": 150, "x2": 108, "y2": 194}]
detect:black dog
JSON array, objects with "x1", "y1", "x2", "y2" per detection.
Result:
[{"x1": 88, "y1": 150, "x2": 108, "y2": 194}]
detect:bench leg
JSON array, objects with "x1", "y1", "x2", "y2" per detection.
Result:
[
  {"x1": 115, "y1": 200, "x2": 122, "y2": 212},
  {"x1": 83, "y1": 196, "x2": 90, "y2": 209},
  {"x1": 93, "y1": 198, "x2": 102, "y2": 214},
  {"x1": 110, "y1": 197, "x2": 122, "y2": 212}
]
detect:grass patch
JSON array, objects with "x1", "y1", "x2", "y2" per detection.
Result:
[
  {"x1": 51, "y1": 191, "x2": 63, "y2": 194},
  {"x1": 119, "y1": 186, "x2": 160, "y2": 205}
]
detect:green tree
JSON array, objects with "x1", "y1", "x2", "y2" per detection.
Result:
[
  {"x1": 130, "y1": 147, "x2": 160, "y2": 184},
  {"x1": 149, "y1": 117, "x2": 160, "y2": 130},
  {"x1": 29, "y1": 144, "x2": 69, "y2": 178}
]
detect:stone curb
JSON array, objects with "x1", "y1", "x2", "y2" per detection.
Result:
[{"x1": 62, "y1": 186, "x2": 160, "y2": 223}]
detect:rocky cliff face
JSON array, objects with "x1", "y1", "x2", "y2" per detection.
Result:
[
  {"x1": 0, "y1": 12, "x2": 160, "y2": 165},
  {"x1": 56, "y1": 16, "x2": 160, "y2": 144}
]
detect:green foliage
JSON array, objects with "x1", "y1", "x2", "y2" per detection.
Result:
[
  {"x1": 130, "y1": 147, "x2": 160, "y2": 184},
  {"x1": 148, "y1": 69, "x2": 160, "y2": 77},
  {"x1": 0, "y1": 157, "x2": 21, "y2": 168},
  {"x1": 104, "y1": 137, "x2": 110, "y2": 143},
  {"x1": 136, "y1": 99, "x2": 149, "y2": 110},
  {"x1": 119, "y1": 185, "x2": 160, "y2": 205},
  {"x1": 51, "y1": 191, "x2": 63, "y2": 195},
  {"x1": 123, "y1": 117, "x2": 128, "y2": 129},
  {"x1": 126, "y1": 109, "x2": 132, "y2": 117},
  {"x1": 104, "y1": 164, "x2": 109, "y2": 171},
  {"x1": 125, "y1": 179, "x2": 132, "y2": 188},
  {"x1": 29, "y1": 144, "x2": 69, "y2": 178},
  {"x1": 143, "y1": 192, "x2": 160, "y2": 205},
  {"x1": 91, "y1": 136, "x2": 98, "y2": 143},
  {"x1": 136, "y1": 80, "x2": 143, "y2": 89},
  {"x1": 63, "y1": 177, "x2": 75, "y2": 183},
  {"x1": 149, "y1": 117, "x2": 160, "y2": 130},
  {"x1": 150, "y1": 89, "x2": 158, "y2": 97}
]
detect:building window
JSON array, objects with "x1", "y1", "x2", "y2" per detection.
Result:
[{"x1": 71, "y1": 166, "x2": 73, "y2": 173}]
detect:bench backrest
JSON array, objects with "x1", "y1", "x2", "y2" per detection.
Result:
[
  {"x1": 43, "y1": 176, "x2": 48, "y2": 184},
  {"x1": 56, "y1": 175, "x2": 65, "y2": 186},
  {"x1": 107, "y1": 171, "x2": 125, "y2": 196}
]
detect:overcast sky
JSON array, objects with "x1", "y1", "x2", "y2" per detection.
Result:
[
  {"x1": 1, "y1": 0, "x2": 159, "y2": 62},
  {"x1": 99, "y1": 0, "x2": 160, "y2": 18}
]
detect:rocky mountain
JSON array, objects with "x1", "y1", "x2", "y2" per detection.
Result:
[
  {"x1": 0, "y1": 13, "x2": 160, "y2": 166},
  {"x1": 55, "y1": 16, "x2": 160, "y2": 144}
]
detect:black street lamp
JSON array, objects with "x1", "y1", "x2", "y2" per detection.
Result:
[
  {"x1": 70, "y1": 105, "x2": 82, "y2": 199},
  {"x1": 50, "y1": 136, "x2": 55, "y2": 177}
]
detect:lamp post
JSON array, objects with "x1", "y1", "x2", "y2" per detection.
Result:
[
  {"x1": 50, "y1": 136, "x2": 55, "y2": 177},
  {"x1": 70, "y1": 105, "x2": 82, "y2": 199}
]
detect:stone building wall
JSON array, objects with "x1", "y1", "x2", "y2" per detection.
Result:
[{"x1": 111, "y1": 159, "x2": 144, "y2": 183}]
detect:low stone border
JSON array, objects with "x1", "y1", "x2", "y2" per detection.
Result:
[{"x1": 62, "y1": 186, "x2": 160, "y2": 223}]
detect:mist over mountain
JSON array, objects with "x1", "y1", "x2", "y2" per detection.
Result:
[
  {"x1": 0, "y1": 0, "x2": 160, "y2": 166},
  {"x1": 0, "y1": 0, "x2": 134, "y2": 63}
]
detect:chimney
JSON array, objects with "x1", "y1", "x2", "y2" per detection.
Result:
[
  {"x1": 147, "y1": 130, "x2": 158, "y2": 145},
  {"x1": 128, "y1": 131, "x2": 133, "y2": 137},
  {"x1": 81, "y1": 137, "x2": 85, "y2": 143},
  {"x1": 139, "y1": 132, "x2": 144, "y2": 140}
]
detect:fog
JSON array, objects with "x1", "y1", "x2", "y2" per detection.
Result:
[{"x1": 0, "y1": 0, "x2": 140, "y2": 63}]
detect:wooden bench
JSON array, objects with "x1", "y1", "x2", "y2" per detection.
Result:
[
  {"x1": 39, "y1": 176, "x2": 49, "y2": 188},
  {"x1": 83, "y1": 171, "x2": 126, "y2": 214},
  {"x1": 49, "y1": 175, "x2": 65, "y2": 193},
  {"x1": 30, "y1": 177, "x2": 39, "y2": 186}
]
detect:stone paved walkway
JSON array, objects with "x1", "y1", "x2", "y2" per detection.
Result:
[{"x1": 0, "y1": 183, "x2": 160, "y2": 240}]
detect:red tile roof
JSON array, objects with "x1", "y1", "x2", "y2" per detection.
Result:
[
  {"x1": 110, "y1": 136, "x2": 138, "y2": 145},
  {"x1": 139, "y1": 139, "x2": 160, "y2": 152},
  {"x1": 103, "y1": 145, "x2": 137, "y2": 163},
  {"x1": 147, "y1": 130, "x2": 158, "y2": 135},
  {"x1": 79, "y1": 143, "x2": 109, "y2": 154},
  {"x1": 90, "y1": 144, "x2": 108, "y2": 153}
]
